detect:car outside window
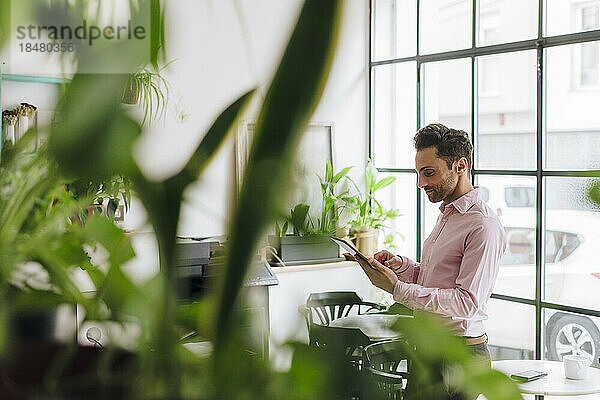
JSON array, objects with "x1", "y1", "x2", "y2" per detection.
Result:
[
  {"x1": 505, "y1": 186, "x2": 535, "y2": 207},
  {"x1": 501, "y1": 228, "x2": 581, "y2": 266}
]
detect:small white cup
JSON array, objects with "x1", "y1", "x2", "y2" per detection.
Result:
[{"x1": 563, "y1": 355, "x2": 591, "y2": 380}]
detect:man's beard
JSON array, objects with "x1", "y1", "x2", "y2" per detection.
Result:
[{"x1": 424, "y1": 172, "x2": 456, "y2": 203}]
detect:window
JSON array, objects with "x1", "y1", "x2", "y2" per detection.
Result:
[{"x1": 371, "y1": 0, "x2": 600, "y2": 365}]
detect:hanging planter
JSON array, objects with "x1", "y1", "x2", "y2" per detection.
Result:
[{"x1": 122, "y1": 76, "x2": 139, "y2": 105}]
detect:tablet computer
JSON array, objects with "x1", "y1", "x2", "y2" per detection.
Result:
[{"x1": 330, "y1": 237, "x2": 377, "y2": 270}]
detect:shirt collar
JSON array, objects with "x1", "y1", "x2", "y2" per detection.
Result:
[{"x1": 439, "y1": 188, "x2": 481, "y2": 214}]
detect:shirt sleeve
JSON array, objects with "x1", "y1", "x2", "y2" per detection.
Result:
[
  {"x1": 393, "y1": 218, "x2": 506, "y2": 319},
  {"x1": 392, "y1": 256, "x2": 420, "y2": 284}
]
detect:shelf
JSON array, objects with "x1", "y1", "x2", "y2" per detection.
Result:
[
  {"x1": 2, "y1": 74, "x2": 71, "y2": 85},
  {"x1": 0, "y1": 66, "x2": 71, "y2": 161}
]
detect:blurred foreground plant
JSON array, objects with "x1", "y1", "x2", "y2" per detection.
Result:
[{"x1": 0, "y1": 0, "x2": 524, "y2": 399}]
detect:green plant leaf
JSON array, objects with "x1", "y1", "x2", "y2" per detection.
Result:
[
  {"x1": 290, "y1": 203, "x2": 311, "y2": 235},
  {"x1": 325, "y1": 158, "x2": 333, "y2": 182},
  {"x1": 49, "y1": 74, "x2": 141, "y2": 180},
  {"x1": 282, "y1": 221, "x2": 289, "y2": 236},
  {"x1": 174, "y1": 90, "x2": 254, "y2": 189},
  {"x1": 332, "y1": 166, "x2": 352, "y2": 184},
  {"x1": 365, "y1": 159, "x2": 375, "y2": 192},
  {"x1": 275, "y1": 221, "x2": 281, "y2": 237},
  {"x1": 589, "y1": 180, "x2": 600, "y2": 207},
  {"x1": 373, "y1": 176, "x2": 395, "y2": 192},
  {"x1": 216, "y1": 0, "x2": 342, "y2": 366}
]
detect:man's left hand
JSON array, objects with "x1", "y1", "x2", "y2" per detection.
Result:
[{"x1": 356, "y1": 257, "x2": 399, "y2": 295}]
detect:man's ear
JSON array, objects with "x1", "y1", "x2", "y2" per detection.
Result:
[{"x1": 455, "y1": 157, "x2": 468, "y2": 176}]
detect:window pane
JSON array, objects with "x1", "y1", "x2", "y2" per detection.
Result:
[
  {"x1": 543, "y1": 309, "x2": 600, "y2": 368},
  {"x1": 375, "y1": 173, "x2": 417, "y2": 261},
  {"x1": 419, "y1": 0, "x2": 472, "y2": 55},
  {"x1": 477, "y1": 0, "x2": 538, "y2": 46},
  {"x1": 477, "y1": 175, "x2": 536, "y2": 299},
  {"x1": 546, "y1": 0, "x2": 600, "y2": 37},
  {"x1": 487, "y1": 299, "x2": 535, "y2": 361},
  {"x1": 421, "y1": 58, "x2": 471, "y2": 133},
  {"x1": 546, "y1": 44, "x2": 600, "y2": 170},
  {"x1": 477, "y1": 50, "x2": 537, "y2": 170},
  {"x1": 371, "y1": 0, "x2": 417, "y2": 61},
  {"x1": 372, "y1": 62, "x2": 417, "y2": 169},
  {"x1": 544, "y1": 177, "x2": 600, "y2": 312}
]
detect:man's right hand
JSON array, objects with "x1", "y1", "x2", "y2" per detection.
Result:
[{"x1": 374, "y1": 250, "x2": 403, "y2": 270}]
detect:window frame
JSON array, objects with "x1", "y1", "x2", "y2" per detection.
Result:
[{"x1": 369, "y1": 0, "x2": 600, "y2": 362}]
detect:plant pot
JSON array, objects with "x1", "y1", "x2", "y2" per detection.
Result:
[
  {"x1": 268, "y1": 234, "x2": 341, "y2": 265},
  {"x1": 122, "y1": 77, "x2": 139, "y2": 104},
  {"x1": 353, "y1": 229, "x2": 379, "y2": 257}
]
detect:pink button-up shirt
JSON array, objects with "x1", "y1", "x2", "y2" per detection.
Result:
[{"x1": 393, "y1": 188, "x2": 506, "y2": 337}]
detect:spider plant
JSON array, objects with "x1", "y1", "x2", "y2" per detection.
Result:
[{"x1": 123, "y1": 61, "x2": 174, "y2": 125}]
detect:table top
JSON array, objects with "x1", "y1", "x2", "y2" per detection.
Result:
[
  {"x1": 492, "y1": 359, "x2": 600, "y2": 396},
  {"x1": 329, "y1": 314, "x2": 412, "y2": 341}
]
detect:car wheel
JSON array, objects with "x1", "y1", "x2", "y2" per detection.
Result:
[{"x1": 547, "y1": 315, "x2": 600, "y2": 366}]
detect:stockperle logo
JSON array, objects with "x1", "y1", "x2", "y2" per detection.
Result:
[{"x1": 9, "y1": 0, "x2": 150, "y2": 75}]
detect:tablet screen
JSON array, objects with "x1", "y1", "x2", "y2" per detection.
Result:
[{"x1": 330, "y1": 237, "x2": 376, "y2": 270}]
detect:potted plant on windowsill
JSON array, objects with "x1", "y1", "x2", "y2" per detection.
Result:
[
  {"x1": 340, "y1": 159, "x2": 400, "y2": 256},
  {"x1": 269, "y1": 159, "x2": 352, "y2": 265}
]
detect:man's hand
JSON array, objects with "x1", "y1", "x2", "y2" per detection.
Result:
[
  {"x1": 374, "y1": 250, "x2": 404, "y2": 272},
  {"x1": 355, "y1": 256, "x2": 399, "y2": 295}
]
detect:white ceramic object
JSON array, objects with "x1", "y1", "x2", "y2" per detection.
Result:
[{"x1": 564, "y1": 354, "x2": 592, "y2": 380}]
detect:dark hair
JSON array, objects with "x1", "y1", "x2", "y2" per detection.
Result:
[{"x1": 413, "y1": 123, "x2": 473, "y2": 172}]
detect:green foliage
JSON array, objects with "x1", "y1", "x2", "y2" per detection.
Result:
[
  {"x1": 390, "y1": 313, "x2": 522, "y2": 400},
  {"x1": 289, "y1": 203, "x2": 312, "y2": 236},
  {"x1": 589, "y1": 179, "x2": 600, "y2": 207},
  {"x1": 126, "y1": 62, "x2": 174, "y2": 125},
  {"x1": 340, "y1": 158, "x2": 400, "y2": 232},
  {"x1": 0, "y1": 132, "x2": 137, "y2": 344},
  {"x1": 316, "y1": 158, "x2": 353, "y2": 234},
  {"x1": 217, "y1": 2, "x2": 343, "y2": 378},
  {"x1": 277, "y1": 159, "x2": 352, "y2": 236}
]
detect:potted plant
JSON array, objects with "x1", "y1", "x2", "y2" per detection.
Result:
[
  {"x1": 122, "y1": 62, "x2": 174, "y2": 125},
  {"x1": 269, "y1": 159, "x2": 352, "y2": 264},
  {"x1": 340, "y1": 159, "x2": 400, "y2": 256}
]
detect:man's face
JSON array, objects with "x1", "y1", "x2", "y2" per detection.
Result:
[{"x1": 415, "y1": 146, "x2": 458, "y2": 203}]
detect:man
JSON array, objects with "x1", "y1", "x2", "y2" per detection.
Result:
[{"x1": 356, "y1": 123, "x2": 506, "y2": 398}]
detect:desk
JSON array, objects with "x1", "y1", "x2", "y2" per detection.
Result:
[
  {"x1": 492, "y1": 360, "x2": 600, "y2": 399},
  {"x1": 329, "y1": 314, "x2": 411, "y2": 341}
]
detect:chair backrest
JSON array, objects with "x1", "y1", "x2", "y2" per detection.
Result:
[
  {"x1": 362, "y1": 340, "x2": 410, "y2": 400},
  {"x1": 302, "y1": 291, "x2": 385, "y2": 326},
  {"x1": 308, "y1": 323, "x2": 372, "y2": 399},
  {"x1": 309, "y1": 323, "x2": 371, "y2": 358}
]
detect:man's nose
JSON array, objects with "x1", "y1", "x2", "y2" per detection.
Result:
[{"x1": 417, "y1": 175, "x2": 427, "y2": 188}]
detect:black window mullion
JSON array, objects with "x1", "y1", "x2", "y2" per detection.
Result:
[{"x1": 535, "y1": 0, "x2": 545, "y2": 364}]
